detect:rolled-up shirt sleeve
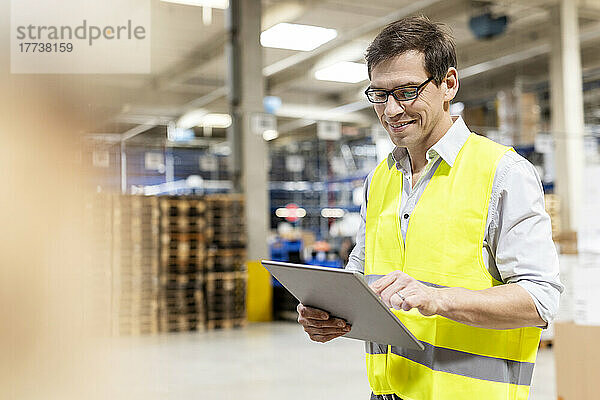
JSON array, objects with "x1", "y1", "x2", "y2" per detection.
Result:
[{"x1": 489, "y1": 153, "x2": 564, "y2": 324}]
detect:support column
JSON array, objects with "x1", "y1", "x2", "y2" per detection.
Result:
[
  {"x1": 120, "y1": 142, "x2": 127, "y2": 194},
  {"x1": 549, "y1": 0, "x2": 585, "y2": 233},
  {"x1": 226, "y1": 0, "x2": 268, "y2": 260}
]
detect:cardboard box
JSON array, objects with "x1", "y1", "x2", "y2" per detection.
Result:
[{"x1": 554, "y1": 322, "x2": 600, "y2": 400}]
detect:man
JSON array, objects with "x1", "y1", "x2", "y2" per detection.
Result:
[{"x1": 297, "y1": 16, "x2": 562, "y2": 400}]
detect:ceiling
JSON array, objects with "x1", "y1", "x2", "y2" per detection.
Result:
[{"x1": 73, "y1": 0, "x2": 600, "y2": 143}]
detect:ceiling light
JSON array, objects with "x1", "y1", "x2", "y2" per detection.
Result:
[
  {"x1": 177, "y1": 110, "x2": 232, "y2": 129},
  {"x1": 321, "y1": 208, "x2": 345, "y2": 218},
  {"x1": 263, "y1": 129, "x2": 279, "y2": 141},
  {"x1": 261, "y1": 23, "x2": 337, "y2": 51},
  {"x1": 160, "y1": 0, "x2": 228, "y2": 9},
  {"x1": 275, "y1": 207, "x2": 306, "y2": 218},
  {"x1": 315, "y1": 61, "x2": 367, "y2": 83},
  {"x1": 201, "y1": 113, "x2": 232, "y2": 128}
]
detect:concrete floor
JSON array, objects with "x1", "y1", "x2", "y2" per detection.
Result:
[{"x1": 107, "y1": 322, "x2": 556, "y2": 400}]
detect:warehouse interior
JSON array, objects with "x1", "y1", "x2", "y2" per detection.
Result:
[{"x1": 2, "y1": 0, "x2": 600, "y2": 399}]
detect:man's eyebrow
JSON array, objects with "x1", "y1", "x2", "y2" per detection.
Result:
[{"x1": 368, "y1": 81, "x2": 422, "y2": 90}]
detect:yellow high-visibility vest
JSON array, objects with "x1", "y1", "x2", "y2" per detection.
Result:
[{"x1": 365, "y1": 134, "x2": 541, "y2": 400}]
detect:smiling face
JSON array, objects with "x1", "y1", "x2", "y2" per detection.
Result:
[{"x1": 370, "y1": 51, "x2": 457, "y2": 152}]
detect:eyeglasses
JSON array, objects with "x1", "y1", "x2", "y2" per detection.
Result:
[{"x1": 364, "y1": 77, "x2": 433, "y2": 104}]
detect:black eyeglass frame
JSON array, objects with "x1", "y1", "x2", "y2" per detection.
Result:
[{"x1": 364, "y1": 77, "x2": 434, "y2": 104}]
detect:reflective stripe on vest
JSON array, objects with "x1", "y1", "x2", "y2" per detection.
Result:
[
  {"x1": 365, "y1": 341, "x2": 534, "y2": 386},
  {"x1": 364, "y1": 134, "x2": 541, "y2": 400}
]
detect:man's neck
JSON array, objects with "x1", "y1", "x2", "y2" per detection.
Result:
[{"x1": 407, "y1": 114, "x2": 453, "y2": 174}]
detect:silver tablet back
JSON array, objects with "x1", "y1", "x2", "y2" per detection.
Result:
[{"x1": 261, "y1": 260, "x2": 424, "y2": 351}]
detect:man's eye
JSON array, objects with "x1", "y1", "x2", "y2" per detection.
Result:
[
  {"x1": 396, "y1": 89, "x2": 417, "y2": 99},
  {"x1": 371, "y1": 91, "x2": 387, "y2": 100}
]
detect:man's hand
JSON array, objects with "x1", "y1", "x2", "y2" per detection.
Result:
[
  {"x1": 297, "y1": 303, "x2": 351, "y2": 343},
  {"x1": 370, "y1": 271, "x2": 440, "y2": 316}
]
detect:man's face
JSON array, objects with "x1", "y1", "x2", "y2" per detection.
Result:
[{"x1": 370, "y1": 51, "x2": 447, "y2": 149}]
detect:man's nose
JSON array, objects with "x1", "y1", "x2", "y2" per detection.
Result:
[{"x1": 383, "y1": 96, "x2": 406, "y2": 117}]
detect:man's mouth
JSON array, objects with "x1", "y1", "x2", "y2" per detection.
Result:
[{"x1": 388, "y1": 120, "x2": 416, "y2": 129}]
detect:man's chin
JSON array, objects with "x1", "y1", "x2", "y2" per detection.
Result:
[{"x1": 388, "y1": 134, "x2": 412, "y2": 148}]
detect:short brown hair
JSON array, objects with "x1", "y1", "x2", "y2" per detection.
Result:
[{"x1": 365, "y1": 15, "x2": 457, "y2": 86}]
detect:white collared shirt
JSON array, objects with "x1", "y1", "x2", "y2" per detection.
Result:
[{"x1": 346, "y1": 116, "x2": 563, "y2": 324}]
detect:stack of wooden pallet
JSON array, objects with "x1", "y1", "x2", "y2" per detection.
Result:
[
  {"x1": 204, "y1": 194, "x2": 248, "y2": 330},
  {"x1": 158, "y1": 197, "x2": 210, "y2": 332},
  {"x1": 112, "y1": 196, "x2": 160, "y2": 335},
  {"x1": 107, "y1": 194, "x2": 248, "y2": 335}
]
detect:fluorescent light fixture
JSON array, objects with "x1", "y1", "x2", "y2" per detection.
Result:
[
  {"x1": 263, "y1": 129, "x2": 279, "y2": 141},
  {"x1": 160, "y1": 0, "x2": 228, "y2": 9},
  {"x1": 315, "y1": 61, "x2": 367, "y2": 83},
  {"x1": 177, "y1": 110, "x2": 232, "y2": 129},
  {"x1": 261, "y1": 23, "x2": 337, "y2": 51},
  {"x1": 321, "y1": 208, "x2": 345, "y2": 218},
  {"x1": 201, "y1": 113, "x2": 232, "y2": 128},
  {"x1": 275, "y1": 207, "x2": 306, "y2": 218}
]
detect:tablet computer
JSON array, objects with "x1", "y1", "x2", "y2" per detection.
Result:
[{"x1": 261, "y1": 260, "x2": 424, "y2": 351}]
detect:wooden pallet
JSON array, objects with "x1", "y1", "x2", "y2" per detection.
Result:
[
  {"x1": 160, "y1": 272, "x2": 204, "y2": 286},
  {"x1": 205, "y1": 249, "x2": 247, "y2": 272},
  {"x1": 159, "y1": 198, "x2": 208, "y2": 213},
  {"x1": 161, "y1": 323, "x2": 206, "y2": 333},
  {"x1": 210, "y1": 237, "x2": 247, "y2": 249},
  {"x1": 159, "y1": 265, "x2": 204, "y2": 276},
  {"x1": 160, "y1": 232, "x2": 212, "y2": 244},
  {"x1": 205, "y1": 272, "x2": 247, "y2": 324},
  {"x1": 161, "y1": 286, "x2": 203, "y2": 295},
  {"x1": 159, "y1": 311, "x2": 206, "y2": 332},
  {"x1": 161, "y1": 215, "x2": 208, "y2": 228},
  {"x1": 160, "y1": 305, "x2": 204, "y2": 315},
  {"x1": 161, "y1": 252, "x2": 207, "y2": 264},
  {"x1": 161, "y1": 247, "x2": 208, "y2": 257},
  {"x1": 205, "y1": 271, "x2": 247, "y2": 288}
]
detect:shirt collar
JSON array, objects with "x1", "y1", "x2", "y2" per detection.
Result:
[{"x1": 388, "y1": 116, "x2": 471, "y2": 171}]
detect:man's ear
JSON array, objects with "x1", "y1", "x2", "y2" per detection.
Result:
[{"x1": 443, "y1": 67, "x2": 459, "y2": 102}]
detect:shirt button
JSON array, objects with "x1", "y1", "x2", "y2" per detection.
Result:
[{"x1": 403, "y1": 214, "x2": 409, "y2": 219}]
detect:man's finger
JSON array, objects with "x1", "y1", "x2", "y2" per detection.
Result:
[
  {"x1": 299, "y1": 316, "x2": 348, "y2": 329},
  {"x1": 390, "y1": 291, "x2": 405, "y2": 310},
  {"x1": 402, "y1": 296, "x2": 415, "y2": 312},
  {"x1": 369, "y1": 274, "x2": 395, "y2": 292},
  {"x1": 306, "y1": 317, "x2": 348, "y2": 328},
  {"x1": 297, "y1": 304, "x2": 329, "y2": 320},
  {"x1": 379, "y1": 280, "x2": 404, "y2": 297},
  {"x1": 304, "y1": 326, "x2": 351, "y2": 336}
]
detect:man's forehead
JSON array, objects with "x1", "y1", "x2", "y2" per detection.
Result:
[
  {"x1": 369, "y1": 52, "x2": 428, "y2": 87},
  {"x1": 369, "y1": 71, "x2": 427, "y2": 88}
]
